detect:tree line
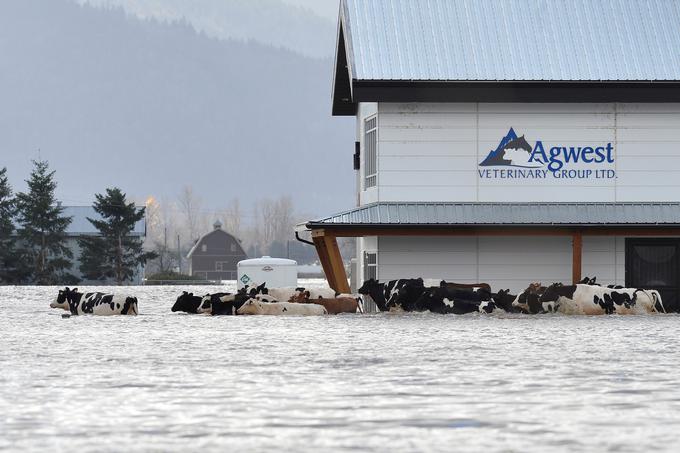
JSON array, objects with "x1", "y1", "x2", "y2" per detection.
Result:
[
  {"x1": 0, "y1": 161, "x2": 155, "y2": 285},
  {"x1": 143, "y1": 191, "x2": 354, "y2": 276},
  {"x1": 0, "y1": 161, "x2": 355, "y2": 285}
]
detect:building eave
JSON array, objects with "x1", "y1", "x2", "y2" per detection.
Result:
[{"x1": 349, "y1": 80, "x2": 680, "y2": 104}]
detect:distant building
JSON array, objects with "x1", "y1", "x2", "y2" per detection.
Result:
[
  {"x1": 65, "y1": 206, "x2": 147, "y2": 285},
  {"x1": 187, "y1": 221, "x2": 247, "y2": 281}
]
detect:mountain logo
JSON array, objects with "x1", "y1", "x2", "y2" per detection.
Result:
[{"x1": 479, "y1": 128, "x2": 542, "y2": 168}]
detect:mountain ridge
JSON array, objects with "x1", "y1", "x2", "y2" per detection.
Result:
[{"x1": 0, "y1": 0, "x2": 354, "y2": 216}]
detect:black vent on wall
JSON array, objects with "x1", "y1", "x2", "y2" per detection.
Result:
[{"x1": 353, "y1": 141, "x2": 360, "y2": 170}]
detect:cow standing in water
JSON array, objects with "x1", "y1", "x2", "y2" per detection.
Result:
[
  {"x1": 539, "y1": 283, "x2": 664, "y2": 315},
  {"x1": 358, "y1": 278, "x2": 424, "y2": 311},
  {"x1": 237, "y1": 299, "x2": 328, "y2": 316},
  {"x1": 51, "y1": 287, "x2": 138, "y2": 316},
  {"x1": 512, "y1": 283, "x2": 555, "y2": 314},
  {"x1": 171, "y1": 292, "x2": 203, "y2": 314}
]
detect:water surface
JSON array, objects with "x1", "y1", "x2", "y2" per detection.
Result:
[{"x1": 2, "y1": 284, "x2": 680, "y2": 452}]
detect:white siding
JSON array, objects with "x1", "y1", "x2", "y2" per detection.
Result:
[
  {"x1": 371, "y1": 102, "x2": 680, "y2": 203},
  {"x1": 377, "y1": 236, "x2": 623, "y2": 294},
  {"x1": 352, "y1": 103, "x2": 678, "y2": 289}
]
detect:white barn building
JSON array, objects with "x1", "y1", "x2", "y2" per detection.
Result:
[{"x1": 303, "y1": 0, "x2": 680, "y2": 311}]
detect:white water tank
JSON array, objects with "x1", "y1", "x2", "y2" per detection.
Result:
[{"x1": 237, "y1": 256, "x2": 298, "y2": 289}]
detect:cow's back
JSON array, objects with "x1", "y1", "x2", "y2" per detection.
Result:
[
  {"x1": 307, "y1": 298, "x2": 358, "y2": 314},
  {"x1": 84, "y1": 293, "x2": 138, "y2": 316}
]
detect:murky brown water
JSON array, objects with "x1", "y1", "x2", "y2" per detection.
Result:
[{"x1": 2, "y1": 284, "x2": 680, "y2": 452}]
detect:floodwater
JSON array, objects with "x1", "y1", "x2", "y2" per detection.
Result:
[{"x1": 2, "y1": 283, "x2": 680, "y2": 452}]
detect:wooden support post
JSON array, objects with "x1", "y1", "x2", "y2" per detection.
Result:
[
  {"x1": 311, "y1": 230, "x2": 350, "y2": 294},
  {"x1": 572, "y1": 231, "x2": 583, "y2": 284}
]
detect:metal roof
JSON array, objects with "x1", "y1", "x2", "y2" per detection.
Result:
[
  {"x1": 341, "y1": 0, "x2": 680, "y2": 82},
  {"x1": 63, "y1": 206, "x2": 146, "y2": 236},
  {"x1": 307, "y1": 202, "x2": 680, "y2": 228}
]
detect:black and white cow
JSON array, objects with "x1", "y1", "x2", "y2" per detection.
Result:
[
  {"x1": 539, "y1": 283, "x2": 664, "y2": 315},
  {"x1": 414, "y1": 286, "x2": 498, "y2": 314},
  {"x1": 359, "y1": 278, "x2": 498, "y2": 314},
  {"x1": 171, "y1": 292, "x2": 203, "y2": 313},
  {"x1": 51, "y1": 287, "x2": 138, "y2": 316},
  {"x1": 357, "y1": 279, "x2": 389, "y2": 311},
  {"x1": 511, "y1": 283, "x2": 560, "y2": 314},
  {"x1": 491, "y1": 289, "x2": 519, "y2": 313},
  {"x1": 358, "y1": 278, "x2": 425, "y2": 312},
  {"x1": 197, "y1": 290, "x2": 253, "y2": 315},
  {"x1": 237, "y1": 299, "x2": 328, "y2": 316}
]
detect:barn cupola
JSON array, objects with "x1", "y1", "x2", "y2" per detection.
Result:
[{"x1": 213, "y1": 220, "x2": 223, "y2": 231}]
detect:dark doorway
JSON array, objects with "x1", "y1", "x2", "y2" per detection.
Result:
[{"x1": 626, "y1": 238, "x2": 680, "y2": 312}]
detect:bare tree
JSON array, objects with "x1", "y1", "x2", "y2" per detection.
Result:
[
  {"x1": 220, "y1": 198, "x2": 242, "y2": 237},
  {"x1": 254, "y1": 198, "x2": 277, "y2": 253},
  {"x1": 272, "y1": 195, "x2": 294, "y2": 244},
  {"x1": 144, "y1": 197, "x2": 181, "y2": 274},
  {"x1": 177, "y1": 185, "x2": 204, "y2": 243}
]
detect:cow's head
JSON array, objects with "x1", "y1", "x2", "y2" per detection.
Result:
[
  {"x1": 243, "y1": 282, "x2": 267, "y2": 297},
  {"x1": 492, "y1": 289, "x2": 517, "y2": 312},
  {"x1": 291, "y1": 287, "x2": 311, "y2": 302},
  {"x1": 358, "y1": 279, "x2": 381, "y2": 295},
  {"x1": 51, "y1": 287, "x2": 77, "y2": 310},
  {"x1": 539, "y1": 282, "x2": 576, "y2": 304},
  {"x1": 357, "y1": 279, "x2": 388, "y2": 311},
  {"x1": 237, "y1": 298, "x2": 264, "y2": 315},
  {"x1": 172, "y1": 292, "x2": 201, "y2": 313},
  {"x1": 197, "y1": 294, "x2": 214, "y2": 314},
  {"x1": 512, "y1": 283, "x2": 545, "y2": 314}
]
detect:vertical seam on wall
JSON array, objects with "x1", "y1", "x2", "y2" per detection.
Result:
[
  {"x1": 616, "y1": 236, "x2": 621, "y2": 285},
  {"x1": 476, "y1": 102, "x2": 480, "y2": 201},
  {"x1": 476, "y1": 236, "x2": 480, "y2": 283},
  {"x1": 614, "y1": 103, "x2": 618, "y2": 202}
]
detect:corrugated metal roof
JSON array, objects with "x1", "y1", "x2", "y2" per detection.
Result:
[
  {"x1": 308, "y1": 202, "x2": 680, "y2": 227},
  {"x1": 63, "y1": 206, "x2": 146, "y2": 236},
  {"x1": 341, "y1": 0, "x2": 680, "y2": 81}
]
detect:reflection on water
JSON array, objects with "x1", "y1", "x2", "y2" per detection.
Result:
[{"x1": 2, "y1": 284, "x2": 680, "y2": 452}]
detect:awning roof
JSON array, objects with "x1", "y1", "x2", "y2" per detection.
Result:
[{"x1": 307, "y1": 202, "x2": 680, "y2": 229}]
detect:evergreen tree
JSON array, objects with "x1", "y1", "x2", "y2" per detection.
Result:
[
  {"x1": 79, "y1": 187, "x2": 157, "y2": 285},
  {"x1": 15, "y1": 160, "x2": 76, "y2": 285},
  {"x1": 0, "y1": 167, "x2": 18, "y2": 283}
]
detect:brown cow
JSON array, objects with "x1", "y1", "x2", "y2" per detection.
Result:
[{"x1": 300, "y1": 297, "x2": 359, "y2": 314}]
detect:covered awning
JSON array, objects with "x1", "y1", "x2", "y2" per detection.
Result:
[{"x1": 302, "y1": 202, "x2": 680, "y2": 293}]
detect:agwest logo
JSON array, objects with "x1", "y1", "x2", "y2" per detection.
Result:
[{"x1": 479, "y1": 128, "x2": 615, "y2": 172}]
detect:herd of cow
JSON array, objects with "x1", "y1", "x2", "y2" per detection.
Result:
[
  {"x1": 357, "y1": 276, "x2": 667, "y2": 315},
  {"x1": 49, "y1": 276, "x2": 667, "y2": 317},
  {"x1": 49, "y1": 283, "x2": 361, "y2": 317}
]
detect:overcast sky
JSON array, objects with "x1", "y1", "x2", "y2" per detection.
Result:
[
  {"x1": 74, "y1": 0, "x2": 340, "y2": 58},
  {"x1": 78, "y1": 0, "x2": 339, "y2": 19},
  {"x1": 2, "y1": 0, "x2": 353, "y2": 216}
]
